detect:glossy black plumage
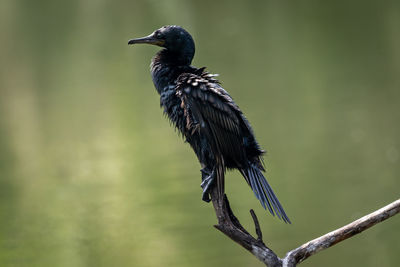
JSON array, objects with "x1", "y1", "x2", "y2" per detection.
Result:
[{"x1": 129, "y1": 25, "x2": 290, "y2": 223}]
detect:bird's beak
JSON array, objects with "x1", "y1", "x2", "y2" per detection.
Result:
[{"x1": 128, "y1": 34, "x2": 165, "y2": 46}]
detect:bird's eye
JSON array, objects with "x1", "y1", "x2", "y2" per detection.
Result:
[{"x1": 155, "y1": 31, "x2": 163, "y2": 39}]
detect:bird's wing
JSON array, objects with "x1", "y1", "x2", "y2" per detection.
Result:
[
  {"x1": 175, "y1": 72, "x2": 247, "y2": 165},
  {"x1": 176, "y1": 71, "x2": 250, "y2": 198}
]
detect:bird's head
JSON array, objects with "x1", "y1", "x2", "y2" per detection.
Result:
[{"x1": 128, "y1": 25, "x2": 195, "y2": 65}]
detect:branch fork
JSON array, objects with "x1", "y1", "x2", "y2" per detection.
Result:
[{"x1": 210, "y1": 186, "x2": 400, "y2": 266}]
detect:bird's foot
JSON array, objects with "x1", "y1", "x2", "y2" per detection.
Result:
[{"x1": 200, "y1": 167, "x2": 215, "y2": 202}]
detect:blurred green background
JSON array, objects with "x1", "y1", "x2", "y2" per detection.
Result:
[{"x1": 1, "y1": 0, "x2": 399, "y2": 266}]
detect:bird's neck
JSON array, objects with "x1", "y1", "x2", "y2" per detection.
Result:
[{"x1": 151, "y1": 49, "x2": 193, "y2": 94}]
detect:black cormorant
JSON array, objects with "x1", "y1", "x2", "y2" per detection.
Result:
[{"x1": 128, "y1": 25, "x2": 290, "y2": 223}]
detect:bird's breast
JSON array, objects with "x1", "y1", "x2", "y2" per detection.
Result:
[{"x1": 159, "y1": 85, "x2": 187, "y2": 133}]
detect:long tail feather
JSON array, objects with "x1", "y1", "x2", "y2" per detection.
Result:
[{"x1": 241, "y1": 164, "x2": 291, "y2": 223}]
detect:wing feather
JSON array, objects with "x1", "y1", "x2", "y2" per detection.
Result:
[{"x1": 176, "y1": 73, "x2": 246, "y2": 166}]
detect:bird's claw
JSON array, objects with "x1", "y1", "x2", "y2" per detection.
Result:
[{"x1": 200, "y1": 167, "x2": 215, "y2": 202}]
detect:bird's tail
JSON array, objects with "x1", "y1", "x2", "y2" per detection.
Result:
[{"x1": 240, "y1": 164, "x2": 291, "y2": 223}]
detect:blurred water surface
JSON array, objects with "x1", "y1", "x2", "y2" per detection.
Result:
[{"x1": 0, "y1": 1, "x2": 399, "y2": 266}]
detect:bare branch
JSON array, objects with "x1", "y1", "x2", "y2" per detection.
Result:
[
  {"x1": 209, "y1": 187, "x2": 400, "y2": 267},
  {"x1": 210, "y1": 187, "x2": 282, "y2": 267},
  {"x1": 282, "y1": 198, "x2": 400, "y2": 266}
]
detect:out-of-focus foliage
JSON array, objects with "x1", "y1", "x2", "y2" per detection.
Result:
[{"x1": 0, "y1": 1, "x2": 399, "y2": 266}]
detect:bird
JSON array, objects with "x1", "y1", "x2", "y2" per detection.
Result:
[{"x1": 128, "y1": 25, "x2": 290, "y2": 223}]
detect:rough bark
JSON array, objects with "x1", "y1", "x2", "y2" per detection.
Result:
[{"x1": 210, "y1": 187, "x2": 400, "y2": 267}]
